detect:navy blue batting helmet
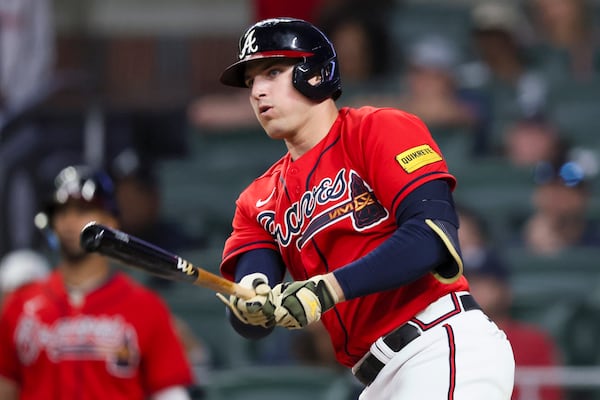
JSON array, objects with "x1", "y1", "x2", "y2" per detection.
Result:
[
  {"x1": 44, "y1": 165, "x2": 119, "y2": 219},
  {"x1": 220, "y1": 18, "x2": 342, "y2": 102}
]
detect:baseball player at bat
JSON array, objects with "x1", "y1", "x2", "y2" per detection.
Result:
[
  {"x1": 0, "y1": 165, "x2": 194, "y2": 400},
  {"x1": 216, "y1": 18, "x2": 515, "y2": 399}
]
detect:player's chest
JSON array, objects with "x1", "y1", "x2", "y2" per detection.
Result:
[{"x1": 257, "y1": 167, "x2": 389, "y2": 250}]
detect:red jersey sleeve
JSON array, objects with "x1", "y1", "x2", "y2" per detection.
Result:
[
  {"x1": 139, "y1": 294, "x2": 193, "y2": 393},
  {"x1": 345, "y1": 107, "x2": 456, "y2": 218}
]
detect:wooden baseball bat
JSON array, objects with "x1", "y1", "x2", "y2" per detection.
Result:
[{"x1": 80, "y1": 222, "x2": 254, "y2": 299}]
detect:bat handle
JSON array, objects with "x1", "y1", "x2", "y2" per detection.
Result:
[{"x1": 195, "y1": 269, "x2": 255, "y2": 300}]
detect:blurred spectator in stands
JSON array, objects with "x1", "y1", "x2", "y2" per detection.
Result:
[
  {"x1": 354, "y1": 34, "x2": 480, "y2": 137},
  {"x1": 253, "y1": 0, "x2": 395, "y2": 25},
  {"x1": 291, "y1": 322, "x2": 339, "y2": 370},
  {"x1": 0, "y1": 0, "x2": 56, "y2": 257},
  {"x1": 319, "y1": 6, "x2": 394, "y2": 100},
  {"x1": 457, "y1": 204, "x2": 497, "y2": 272},
  {"x1": 253, "y1": 0, "x2": 324, "y2": 22},
  {"x1": 521, "y1": 148, "x2": 600, "y2": 256},
  {"x1": 527, "y1": 0, "x2": 600, "y2": 82},
  {"x1": 502, "y1": 116, "x2": 567, "y2": 168},
  {"x1": 401, "y1": 35, "x2": 477, "y2": 128},
  {"x1": 0, "y1": 249, "x2": 50, "y2": 305},
  {"x1": 0, "y1": 0, "x2": 54, "y2": 121},
  {"x1": 461, "y1": 1, "x2": 548, "y2": 153},
  {"x1": 187, "y1": 92, "x2": 257, "y2": 131},
  {"x1": 458, "y1": 205, "x2": 565, "y2": 400},
  {"x1": 382, "y1": 34, "x2": 487, "y2": 156},
  {"x1": 112, "y1": 149, "x2": 205, "y2": 252}
]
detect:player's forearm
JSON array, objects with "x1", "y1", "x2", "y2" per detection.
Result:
[
  {"x1": 333, "y1": 219, "x2": 450, "y2": 300},
  {"x1": 333, "y1": 179, "x2": 459, "y2": 300},
  {"x1": 226, "y1": 248, "x2": 285, "y2": 339}
]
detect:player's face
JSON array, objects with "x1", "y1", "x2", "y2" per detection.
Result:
[
  {"x1": 245, "y1": 59, "x2": 317, "y2": 139},
  {"x1": 52, "y1": 201, "x2": 116, "y2": 262}
]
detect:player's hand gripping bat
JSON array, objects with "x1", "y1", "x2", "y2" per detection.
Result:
[{"x1": 80, "y1": 222, "x2": 254, "y2": 299}]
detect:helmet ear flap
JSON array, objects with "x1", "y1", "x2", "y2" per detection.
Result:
[{"x1": 293, "y1": 57, "x2": 342, "y2": 102}]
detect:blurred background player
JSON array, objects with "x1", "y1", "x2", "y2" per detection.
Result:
[{"x1": 0, "y1": 165, "x2": 194, "y2": 400}]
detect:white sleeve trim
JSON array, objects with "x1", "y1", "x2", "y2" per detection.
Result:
[{"x1": 151, "y1": 386, "x2": 191, "y2": 400}]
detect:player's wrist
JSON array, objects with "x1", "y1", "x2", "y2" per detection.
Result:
[{"x1": 321, "y1": 272, "x2": 345, "y2": 303}]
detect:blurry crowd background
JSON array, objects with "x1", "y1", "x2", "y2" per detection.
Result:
[{"x1": 1, "y1": 0, "x2": 600, "y2": 399}]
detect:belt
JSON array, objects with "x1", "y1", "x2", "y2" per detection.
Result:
[{"x1": 352, "y1": 293, "x2": 481, "y2": 387}]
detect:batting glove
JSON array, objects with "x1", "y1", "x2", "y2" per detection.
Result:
[
  {"x1": 217, "y1": 273, "x2": 276, "y2": 328},
  {"x1": 272, "y1": 275, "x2": 339, "y2": 329}
]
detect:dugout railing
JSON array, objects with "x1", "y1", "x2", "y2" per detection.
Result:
[{"x1": 515, "y1": 366, "x2": 600, "y2": 400}]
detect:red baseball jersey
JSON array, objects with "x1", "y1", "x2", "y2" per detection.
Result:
[
  {"x1": 221, "y1": 106, "x2": 469, "y2": 367},
  {"x1": 0, "y1": 270, "x2": 193, "y2": 399}
]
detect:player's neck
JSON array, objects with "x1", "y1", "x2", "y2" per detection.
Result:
[
  {"x1": 60, "y1": 254, "x2": 112, "y2": 291},
  {"x1": 286, "y1": 100, "x2": 339, "y2": 160}
]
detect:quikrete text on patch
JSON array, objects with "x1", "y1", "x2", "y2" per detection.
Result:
[{"x1": 395, "y1": 144, "x2": 442, "y2": 173}]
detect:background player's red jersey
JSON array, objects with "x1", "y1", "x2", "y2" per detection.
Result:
[
  {"x1": 0, "y1": 270, "x2": 193, "y2": 400},
  {"x1": 222, "y1": 106, "x2": 469, "y2": 367}
]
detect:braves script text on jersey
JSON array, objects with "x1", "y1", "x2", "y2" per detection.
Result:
[{"x1": 221, "y1": 106, "x2": 469, "y2": 367}]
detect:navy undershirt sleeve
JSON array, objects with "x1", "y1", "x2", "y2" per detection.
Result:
[
  {"x1": 227, "y1": 248, "x2": 286, "y2": 339},
  {"x1": 233, "y1": 248, "x2": 286, "y2": 284},
  {"x1": 333, "y1": 180, "x2": 456, "y2": 300}
]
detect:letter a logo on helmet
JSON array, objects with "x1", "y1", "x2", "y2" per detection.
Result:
[
  {"x1": 239, "y1": 29, "x2": 259, "y2": 59},
  {"x1": 220, "y1": 18, "x2": 342, "y2": 102}
]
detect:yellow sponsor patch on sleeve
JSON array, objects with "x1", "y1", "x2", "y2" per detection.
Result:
[{"x1": 395, "y1": 144, "x2": 443, "y2": 173}]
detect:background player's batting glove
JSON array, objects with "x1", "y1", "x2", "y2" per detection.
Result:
[
  {"x1": 272, "y1": 275, "x2": 339, "y2": 329},
  {"x1": 217, "y1": 273, "x2": 276, "y2": 328}
]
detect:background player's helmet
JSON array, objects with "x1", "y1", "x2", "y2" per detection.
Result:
[
  {"x1": 43, "y1": 165, "x2": 119, "y2": 221},
  {"x1": 220, "y1": 18, "x2": 342, "y2": 102}
]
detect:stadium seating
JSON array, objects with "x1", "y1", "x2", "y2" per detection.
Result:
[
  {"x1": 506, "y1": 246, "x2": 600, "y2": 358},
  {"x1": 452, "y1": 157, "x2": 535, "y2": 243},
  {"x1": 156, "y1": 280, "x2": 253, "y2": 370},
  {"x1": 157, "y1": 127, "x2": 286, "y2": 241},
  {"x1": 546, "y1": 78, "x2": 600, "y2": 148}
]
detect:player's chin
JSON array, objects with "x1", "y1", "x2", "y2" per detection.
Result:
[
  {"x1": 60, "y1": 246, "x2": 89, "y2": 263},
  {"x1": 261, "y1": 123, "x2": 288, "y2": 140},
  {"x1": 59, "y1": 240, "x2": 89, "y2": 262}
]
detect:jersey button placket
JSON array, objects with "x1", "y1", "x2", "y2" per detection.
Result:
[{"x1": 288, "y1": 166, "x2": 302, "y2": 195}]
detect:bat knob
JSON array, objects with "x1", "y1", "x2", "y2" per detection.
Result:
[{"x1": 80, "y1": 222, "x2": 104, "y2": 252}]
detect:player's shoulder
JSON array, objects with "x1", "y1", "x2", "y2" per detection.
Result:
[
  {"x1": 0, "y1": 279, "x2": 49, "y2": 315},
  {"x1": 342, "y1": 105, "x2": 422, "y2": 123},
  {"x1": 340, "y1": 106, "x2": 429, "y2": 141}
]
